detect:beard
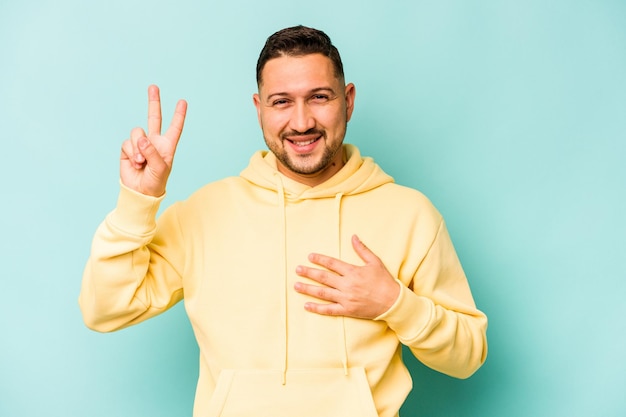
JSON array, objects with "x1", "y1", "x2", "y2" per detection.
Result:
[{"x1": 265, "y1": 128, "x2": 345, "y2": 176}]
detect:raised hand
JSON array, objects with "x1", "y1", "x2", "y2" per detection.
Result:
[
  {"x1": 294, "y1": 235, "x2": 401, "y2": 319},
  {"x1": 120, "y1": 85, "x2": 187, "y2": 196}
]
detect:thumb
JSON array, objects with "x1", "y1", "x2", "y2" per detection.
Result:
[
  {"x1": 137, "y1": 137, "x2": 170, "y2": 198},
  {"x1": 138, "y1": 136, "x2": 167, "y2": 175}
]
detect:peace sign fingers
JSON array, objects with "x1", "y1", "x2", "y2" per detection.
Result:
[{"x1": 119, "y1": 85, "x2": 188, "y2": 197}]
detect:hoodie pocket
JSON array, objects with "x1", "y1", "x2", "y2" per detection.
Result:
[{"x1": 205, "y1": 367, "x2": 379, "y2": 417}]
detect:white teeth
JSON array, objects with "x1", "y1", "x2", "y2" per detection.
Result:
[{"x1": 291, "y1": 138, "x2": 317, "y2": 146}]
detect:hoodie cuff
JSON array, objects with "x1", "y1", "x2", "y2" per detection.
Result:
[
  {"x1": 375, "y1": 279, "x2": 434, "y2": 342},
  {"x1": 106, "y1": 182, "x2": 165, "y2": 236}
]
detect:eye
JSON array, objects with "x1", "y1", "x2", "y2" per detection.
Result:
[
  {"x1": 311, "y1": 94, "x2": 329, "y2": 102},
  {"x1": 271, "y1": 98, "x2": 290, "y2": 107}
]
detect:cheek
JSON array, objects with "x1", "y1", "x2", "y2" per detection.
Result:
[
  {"x1": 319, "y1": 108, "x2": 346, "y2": 132},
  {"x1": 261, "y1": 111, "x2": 290, "y2": 135}
]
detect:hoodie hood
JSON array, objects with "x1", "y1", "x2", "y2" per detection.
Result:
[{"x1": 240, "y1": 144, "x2": 394, "y2": 200}]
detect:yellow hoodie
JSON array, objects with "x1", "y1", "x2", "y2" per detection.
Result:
[{"x1": 79, "y1": 144, "x2": 487, "y2": 417}]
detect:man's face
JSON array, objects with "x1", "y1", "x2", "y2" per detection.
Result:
[{"x1": 253, "y1": 53, "x2": 356, "y2": 187}]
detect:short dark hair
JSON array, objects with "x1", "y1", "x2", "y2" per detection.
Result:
[{"x1": 256, "y1": 25, "x2": 345, "y2": 86}]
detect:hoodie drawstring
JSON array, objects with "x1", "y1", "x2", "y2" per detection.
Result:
[
  {"x1": 334, "y1": 193, "x2": 349, "y2": 376},
  {"x1": 274, "y1": 173, "x2": 289, "y2": 385}
]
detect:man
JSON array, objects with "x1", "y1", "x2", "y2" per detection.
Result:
[{"x1": 80, "y1": 25, "x2": 487, "y2": 417}]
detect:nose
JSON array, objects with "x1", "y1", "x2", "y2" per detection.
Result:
[{"x1": 289, "y1": 101, "x2": 315, "y2": 133}]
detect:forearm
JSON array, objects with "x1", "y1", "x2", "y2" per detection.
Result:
[
  {"x1": 376, "y1": 284, "x2": 487, "y2": 378},
  {"x1": 79, "y1": 184, "x2": 184, "y2": 332},
  {"x1": 375, "y1": 218, "x2": 488, "y2": 378}
]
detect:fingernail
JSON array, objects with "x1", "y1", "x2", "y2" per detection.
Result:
[{"x1": 138, "y1": 137, "x2": 148, "y2": 149}]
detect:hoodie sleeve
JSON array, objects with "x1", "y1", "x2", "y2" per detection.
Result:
[
  {"x1": 375, "y1": 219, "x2": 488, "y2": 379},
  {"x1": 78, "y1": 183, "x2": 185, "y2": 332}
]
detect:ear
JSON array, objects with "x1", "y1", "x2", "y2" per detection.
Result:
[
  {"x1": 252, "y1": 93, "x2": 263, "y2": 127},
  {"x1": 344, "y1": 83, "x2": 356, "y2": 122}
]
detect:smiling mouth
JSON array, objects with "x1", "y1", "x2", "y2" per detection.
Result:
[{"x1": 287, "y1": 137, "x2": 319, "y2": 147}]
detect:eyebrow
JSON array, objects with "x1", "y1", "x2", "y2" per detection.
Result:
[{"x1": 266, "y1": 87, "x2": 337, "y2": 103}]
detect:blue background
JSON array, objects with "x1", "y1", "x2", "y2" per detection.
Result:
[{"x1": 1, "y1": 1, "x2": 625, "y2": 416}]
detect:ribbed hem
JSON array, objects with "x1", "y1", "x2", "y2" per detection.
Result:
[
  {"x1": 107, "y1": 182, "x2": 165, "y2": 235},
  {"x1": 374, "y1": 279, "x2": 434, "y2": 343}
]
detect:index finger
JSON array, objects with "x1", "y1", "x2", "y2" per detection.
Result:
[
  {"x1": 164, "y1": 99, "x2": 188, "y2": 143},
  {"x1": 307, "y1": 252, "x2": 351, "y2": 275},
  {"x1": 147, "y1": 84, "x2": 162, "y2": 137}
]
